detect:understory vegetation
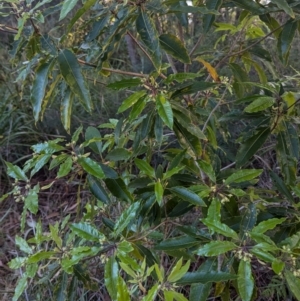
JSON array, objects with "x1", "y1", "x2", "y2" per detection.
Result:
[{"x1": 1, "y1": 0, "x2": 300, "y2": 300}]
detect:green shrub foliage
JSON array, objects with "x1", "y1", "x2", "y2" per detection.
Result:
[{"x1": 2, "y1": 0, "x2": 300, "y2": 300}]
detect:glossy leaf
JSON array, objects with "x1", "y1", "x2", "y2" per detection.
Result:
[
  {"x1": 196, "y1": 241, "x2": 237, "y2": 256},
  {"x1": 168, "y1": 258, "x2": 190, "y2": 283},
  {"x1": 159, "y1": 33, "x2": 190, "y2": 64},
  {"x1": 270, "y1": 171, "x2": 294, "y2": 203},
  {"x1": 224, "y1": 169, "x2": 263, "y2": 185},
  {"x1": 15, "y1": 236, "x2": 32, "y2": 254},
  {"x1": 31, "y1": 60, "x2": 54, "y2": 122},
  {"x1": 86, "y1": 14, "x2": 110, "y2": 42},
  {"x1": 171, "y1": 81, "x2": 216, "y2": 98},
  {"x1": 5, "y1": 162, "x2": 28, "y2": 181},
  {"x1": 117, "y1": 275, "x2": 130, "y2": 301},
  {"x1": 198, "y1": 160, "x2": 216, "y2": 183},
  {"x1": 12, "y1": 275, "x2": 27, "y2": 301},
  {"x1": 78, "y1": 157, "x2": 105, "y2": 179},
  {"x1": 24, "y1": 184, "x2": 39, "y2": 214},
  {"x1": 70, "y1": 222, "x2": 105, "y2": 241},
  {"x1": 58, "y1": 49, "x2": 93, "y2": 113},
  {"x1": 105, "y1": 256, "x2": 119, "y2": 301},
  {"x1": 236, "y1": 127, "x2": 270, "y2": 167},
  {"x1": 60, "y1": 87, "x2": 73, "y2": 133},
  {"x1": 114, "y1": 202, "x2": 140, "y2": 236},
  {"x1": 156, "y1": 94, "x2": 173, "y2": 129},
  {"x1": 27, "y1": 251, "x2": 56, "y2": 264},
  {"x1": 169, "y1": 187, "x2": 206, "y2": 206},
  {"x1": 203, "y1": 0, "x2": 222, "y2": 32},
  {"x1": 155, "y1": 236, "x2": 200, "y2": 250},
  {"x1": 202, "y1": 219, "x2": 238, "y2": 240},
  {"x1": 155, "y1": 181, "x2": 164, "y2": 206},
  {"x1": 136, "y1": 10, "x2": 161, "y2": 70},
  {"x1": 238, "y1": 260, "x2": 254, "y2": 301},
  {"x1": 57, "y1": 156, "x2": 72, "y2": 178},
  {"x1": 177, "y1": 271, "x2": 237, "y2": 284},
  {"x1": 105, "y1": 178, "x2": 133, "y2": 202},
  {"x1": 108, "y1": 78, "x2": 142, "y2": 90},
  {"x1": 285, "y1": 270, "x2": 300, "y2": 301},
  {"x1": 60, "y1": 0, "x2": 79, "y2": 20},
  {"x1": 106, "y1": 148, "x2": 131, "y2": 161},
  {"x1": 244, "y1": 97, "x2": 274, "y2": 113},
  {"x1": 272, "y1": 259, "x2": 285, "y2": 275},
  {"x1": 271, "y1": 0, "x2": 294, "y2": 18},
  {"x1": 135, "y1": 158, "x2": 155, "y2": 178},
  {"x1": 85, "y1": 126, "x2": 102, "y2": 154},
  {"x1": 88, "y1": 175, "x2": 110, "y2": 204},
  {"x1": 141, "y1": 283, "x2": 159, "y2": 301},
  {"x1": 118, "y1": 90, "x2": 147, "y2": 113},
  {"x1": 251, "y1": 218, "x2": 286, "y2": 234}
]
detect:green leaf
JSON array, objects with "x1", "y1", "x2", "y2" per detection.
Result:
[
  {"x1": 156, "y1": 94, "x2": 173, "y2": 129},
  {"x1": 78, "y1": 157, "x2": 105, "y2": 179},
  {"x1": 27, "y1": 251, "x2": 56, "y2": 264},
  {"x1": 202, "y1": 219, "x2": 238, "y2": 240},
  {"x1": 176, "y1": 271, "x2": 237, "y2": 284},
  {"x1": 231, "y1": 0, "x2": 267, "y2": 15},
  {"x1": 70, "y1": 222, "x2": 105, "y2": 242},
  {"x1": 203, "y1": 0, "x2": 222, "y2": 33},
  {"x1": 195, "y1": 241, "x2": 237, "y2": 257},
  {"x1": 135, "y1": 158, "x2": 155, "y2": 178},
  {"x1": 238, "y1": 260, "x2": 254, "y2": 301},
  {"x1": 236, "y1": 127, "x2": 270, "y2": 167},
  {"x1": 159, "y1": 34, "x2": 190, "y2": 64},
  {"x1": 277, "y1": 20, "x2": 297, "y2": 64},
  {"x1": 114, "y1": 202, "x2": 140, "y2": 236},
  {"x1": 154, "y1": 236, "x2": 200, "y2": 250},
  {"x1": 128, "y1": 96, "x2": 147, "y2": 121},
  {"x1": 168, "y1": 149, "x2": 187, "y2": 170},
  {"x1": 270, "y1": 171, "x2": 294, "y2": 203},
  {"x1": 58, "y1": 49, "x2": 93, "y2": 113},
  {"x1": 118, "y1": 90, "x2": 147, "y2": 113},
  {"x1": 57, "y1": 156, "x2": 72, "y2": 178},
  {"x1": 285, "y1": 270, "x2": 300, "y2": 301},
  {"x1": 5, "y1": 162, "x2": 28, "y2": 181},
  {"x1": 60, "y1": 0, "x2": 79, "y2": 20},
  {"x1": 272, "y1": 259, "x2": 285, "y2": 275},
  {"x1": 244, "y1": 97, "x2": 274, "y2": 113},
  {"x1": 105, "y1": 178, "x2": 133, "y2": 202},
  {"x1": 190, "y1": 283, "x2": 212, "y2": 301},
  {"x1": 15, "y1": 236, "x2": 32, "y2": 254},
  {"x1": 108, "y1": 78, "x2": 142, "y2": 90},
  {"x1": 117, "y1": 275, "x2": 130, "y2": 301},
  {"x1": 85, "y1": 126, "x2": 102, "y2": 154},
  {"x1": 198, "y1": 160, "x2": 216, "y2": 183},
  {"x1": 31, "y1": 60, "x2": 54, "y2": 122},
  {"x1": 25, "y1": 184, "x2": 39, "y2": 214},
  {"x1": 168, "y1": 258, "x2": 190, "y2": 282},
  {"x1": 224, "y1": 169, "x2": 263, "y2": 185},
  {"x1": 105, "y1": 256, "x2": 119, "y2": 301},
  {"x1": 8, "y1": 257, "x2": 27, "y2": 269},
  {"x1": 56, "y1": 272, "x2": 68, "y2": 301},
  {"x1": 12, "y1": 275, "x2": 27, "y2": 301},
  {"x1": 163, "y1": 166, "x2": 185, "y2": 180},
  {"x1": 169, "y1": 187, "x2": 206, "y2": 206},
  {"x1": 60, "y1": 87, "x2": 73, "y2": 133},
  {"x1": 142, "y1": 283, "x2": 159, "y2": 301},
  {"x1": 106, "y1": 148, "x2": 131, "y2": 161},
  {"x1": 30, "y1": 154, "x2": 52, "y2": 178},
  {"x1": 271, "y1": 0, "x2": 294, "y2": 18},
  {"x1": 136, "y1": 10, "x2": 161, "y2": 70},
  {"x1": 171, "y1": 81, "x2": 217, "y2": 98},
  {"x1": 86, "y1": 14, "x2": 110, "y2": 42},
  {"x1": 252, "y1": 218, "x2": 286, "y2": 234},
  {"x1": 240, "y1": 203, "x2": 257, "y2": 240},
  {"x1": 155, "y1": 181, "x2": 164, "y2": 206},
  {"x1": 49, "y1": 223, "x2": 62, "y2": 249},
  {"x1": 88, "y1": 175, "x2": 110, "y2": 204}
]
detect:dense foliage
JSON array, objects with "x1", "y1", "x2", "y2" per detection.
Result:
[{"x1": 1, "y1": 0, "x2": 300, "y2": 300}]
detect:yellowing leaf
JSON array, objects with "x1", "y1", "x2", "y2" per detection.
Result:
[{"x1": 195, "y1": 57, "x2": 220, "y2": 82}]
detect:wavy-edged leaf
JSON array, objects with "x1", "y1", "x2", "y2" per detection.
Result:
[
  {"x1": 225, "y1": 169, "x2": 263, "y2": 185},
  {"x1": 169, "y1": 186, "x2": 206, "y2": 206},
  {"x1": 12, "y1": 275, "x2": 27, "y2": 301},
  {"x1": 106, "y1": 148, "x2": 131, "y2": 161},
  {"x1": 196, "y1": 241, "x2": 237, "y2": 256},
  {"x1": 57, "y1": 156, "x2": 72, "y2": 178},
  {"x1": 238, "y1": 260, "x2": 254, "y2": 301},
  {"x1": 156, "y1": 94, "x2": 173, "y2": 129},
  {"x1": 58, "y1": 49, "x2": 93, "y2": 113},
  {"x1": 31, "y1": 59, "x2": 55, "y2": 122},
  {"x1": 285, "y1": 270, "x2": 300, "y2": 301},
  {"x1": 85, "y1": 126, "x2": 102, "y2": 154},
  {"x1": 86, "y1": 14, "x2": 110, "y2": 42},
  {"x1": 117, "y1": 275, "x2": 130, "y2": 301},
  {"x1": 105, "y1": 256, "x2": 119, "y2": 301},
  {"x1": 135, "y1": 158, "x2": 155, "y2": 178},
  {"x1": 142, "y1": 283, "x2": 159, "y2": 301},
  {"x1": 136, "y1": 10, "x2": 161, "y2": 70},
  {"x1": 271, "y1": 0, "x2": 294, "y2": 18},
  {"x1": 236, "y1": 127, "x2": 270, "y2": 167},
  {"x1": 70, "y1": 222, "x2": 105, "y2": 241},
  {"x1": 5, "y1": 161, "x2": 28, "y2": 181},
  {"x1": 244, "y1": 97, "x2": 274, "y2": 113},
  {"x1": 27, "y1": 251, "x2": 56, "y2": 264},
  {"x1": 114, "y1": 202, "x2": 140, "y2": 236},
  {"x1": 159, "y1": 33, "x2": 190, "y2": 63},
  {"x1": 78, "y1": 157, "x2": 104, "y2": 179},
  {"x1": 168, "y1": 258, "x2": 190, "y2": 283},
  {"x1": 252, "y1": 218, "x2": 286, "y2": 234}
]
